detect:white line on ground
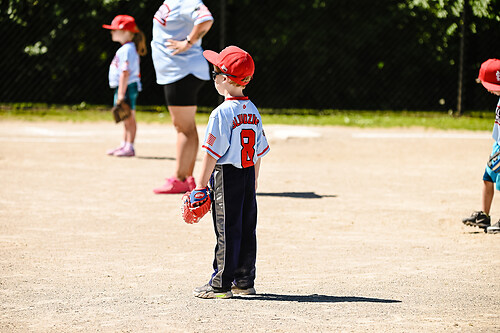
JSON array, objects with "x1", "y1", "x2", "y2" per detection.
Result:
[
  {"x1": 269, "y1": 128, "x2": 321, "y2": 139},
  {"x1": 0, "y1": 125, "x2": 490, "y2": 142},
  {"x1": 0, "y1": 137, "x2": 168, "y2": 144},
  {"x1": 351, "y1": 132, "x2": 490, "y2": 139},
  {"x1": 23, "y1": 126, "x2": 98, "y2": 137}
]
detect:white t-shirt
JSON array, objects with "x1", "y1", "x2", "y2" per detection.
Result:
[
  {"x1": 151, "y1": 0, "x2": 213, "y2": 85},
  {"x1": 108, "y1": 42, "x2": 141, "y2": 90},
  {"x1": 202, "y1": 97, "x2": 270, "y2": 168},
  {"x1": 493, "y1": 98, "x2": 500, "y2": 143}
]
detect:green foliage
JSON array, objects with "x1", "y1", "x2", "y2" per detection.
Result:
[
  {"x1": 402, "y1": 0, "x2": 500, "y2": 43},
  {"x1": 1, "y1": 0, "x2": 500, "y2": 111},
  {"x1": 405, "y1": 0, "x2": 498, "y2": 19}
]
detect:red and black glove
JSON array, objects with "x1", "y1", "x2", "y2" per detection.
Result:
[{"x1": 181, "y1": 187, "x2": 212, "y2": 224}]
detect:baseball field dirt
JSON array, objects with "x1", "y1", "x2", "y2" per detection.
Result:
[{"x1": 0, "y1": 121, "x2": 499, "y2": 332}]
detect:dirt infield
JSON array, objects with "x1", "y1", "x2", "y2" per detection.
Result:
[{"x1": 0, "y1": 121, "x2": 499, "y2": 332}]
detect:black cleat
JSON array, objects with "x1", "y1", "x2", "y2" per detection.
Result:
[
  {"x1": 487, "y1": 220, "x2": 500, "y2": 234},
  {"x1": 462, "y1": 211, "x2": 491, "y2": 229}
]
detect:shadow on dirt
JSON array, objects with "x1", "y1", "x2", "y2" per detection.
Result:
[
  {"x1": 234, "y1": 293, "x2": 401, "y2": 303},
  {"x1": 136, "y1": 156, "x2": 175, "y2": 160},
  {"x1": 257, "y1": 192, "x2": 337, "y2": 199}
]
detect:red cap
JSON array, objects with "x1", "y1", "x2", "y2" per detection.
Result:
[
  {"x1": 102, "y1": 15, "x2": 139, "y2": 33},
  {"x1": 203, "y1": 46, "x2": 255, "y2": 86},
  {"x1": 478, "y1": 59, "x2": 500, "y2": 92}
]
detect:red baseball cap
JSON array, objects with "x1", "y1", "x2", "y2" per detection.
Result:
[
  {"x1": 203, "y1": 46, "x2": 255, "y2": 86},
  {"x1": 102, "y1": 15, "x2": 139, "y2": 33},
  {"x1": 478, "y1": 58, "x2": 500, "y2": 92}
]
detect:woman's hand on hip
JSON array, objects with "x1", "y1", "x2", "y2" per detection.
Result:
[{"x1": 167, "y1": 39, "x2": 192, "y2": 55}]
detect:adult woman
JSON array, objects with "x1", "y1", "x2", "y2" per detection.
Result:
[{"x1": 151, "y1": 0, "x2": 213, "y2": 194}]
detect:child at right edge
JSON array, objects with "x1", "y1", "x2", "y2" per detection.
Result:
[
  {"x1": 190, "y1": 46, "x2": 270, "y2": 298},
  {"x1": 462, "y1": 58, "x2": 500, "y2": 234}
]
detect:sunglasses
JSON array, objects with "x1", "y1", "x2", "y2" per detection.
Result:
[{"x1": 211, "y1": 71, "x2": 236, "y2": 81}]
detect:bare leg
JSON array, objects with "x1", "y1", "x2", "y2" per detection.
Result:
[
  {"x1": 123, "y1": 110, "x2": 137, "y2": 144},
  {"x1": 482, "y1": 180, "x2": 494, "y2": 215},
  {"x1": 168, "y1": 106, "x2": 198, "y2": 181}
]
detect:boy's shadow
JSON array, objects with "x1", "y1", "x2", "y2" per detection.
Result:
[
  {"x1": 234, "y1": 293, "x2": 401, "y2": 303},
  {"x1": 257, "y1": 192, "x2": 337, "y2": 199}
]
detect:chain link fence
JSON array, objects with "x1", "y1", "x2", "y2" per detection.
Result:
[{"x1": 1, "y1": 0, "x2": 500, "y2": 112}]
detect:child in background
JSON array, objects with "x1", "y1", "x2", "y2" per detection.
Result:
[
  {"x1": 462, "y1": 58, "x2": 500, "y2": 234},
  {"x1": 191, "y1": 46, "x2": 270, "y2": 299},
  {"x1": 103, "y1": 15, "x2": 147, "y2": 157}
]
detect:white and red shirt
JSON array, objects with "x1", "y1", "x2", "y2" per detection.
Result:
[
  {"x1": 108, "y1": 42, "x2": 141, "y2": 90},
  {"x1": 151, "y1": 0, "x2": 213, "y2": 84},
  {"x1": 202, "y1": 97, "x2": 270, "y2": 168},
  {"x1": 493, "y1": 98, "x2": 500, "y2": 143}
]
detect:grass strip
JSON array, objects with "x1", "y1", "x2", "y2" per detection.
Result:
[{"x1": 0, "y1": 103, "x2": 494, "y2": 131}]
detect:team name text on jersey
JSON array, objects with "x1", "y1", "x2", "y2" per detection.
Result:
[{"x1": 232, "y1": 113, "x2": 260, "y2": 129}]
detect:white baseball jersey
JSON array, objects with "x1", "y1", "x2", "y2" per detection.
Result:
[
  {"x1": 108, "y1": 42, "x2": 142, "y2": 90},
  {"x1": 202, "y1": 97, "x2": 270, "y2": 168},
  {"x1": 493, "y1": 97, "x2": 500, "y2": 143},
  {"x1": 151, "y1": 0, "x2": 213, "y2": 85}
]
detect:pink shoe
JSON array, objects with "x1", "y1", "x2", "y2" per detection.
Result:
[
  {"x1": 153, "y1": 176, "x2": 193, "y2": 194},
  {"x1": 107, "y1": 146, "x2": 123, "y2": 155},
  {"x1": 186, "y1": 176, "x2": 196, "y2": 191},
  {"x1": 114, "y1": 147, "x2": 135, "y2": 157}
]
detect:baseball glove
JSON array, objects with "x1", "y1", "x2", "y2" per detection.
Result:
[
  {"x1": 181, "y1": 187, "x2": 212, "y2": 224},
  {"x1": 111, "y1": 99, "x2": 132, "y2": 123}
]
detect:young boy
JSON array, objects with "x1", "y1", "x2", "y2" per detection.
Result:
[
  {"x1": 462, "y1": 58, "x2": 500, "y2": 234},
  {"x1": 191, "y1": 46, "x2": 270, "y2": 298}
]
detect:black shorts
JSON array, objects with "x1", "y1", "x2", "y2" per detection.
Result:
[{"x1": 163, "y1": 74, "x2": 206, "y2": 106}]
